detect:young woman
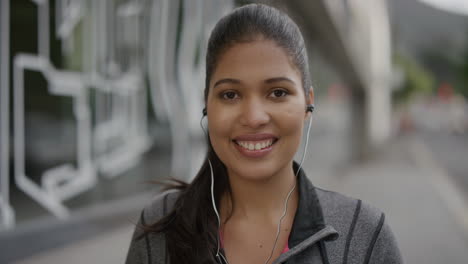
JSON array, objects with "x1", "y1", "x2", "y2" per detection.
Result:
[{"x1": 126, "y1": 4, "x2": 402, "y2": 264}]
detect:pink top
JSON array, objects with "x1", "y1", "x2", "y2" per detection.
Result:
[{"x1": 219, "y1": 230, "x2": 290, "y2": 254}]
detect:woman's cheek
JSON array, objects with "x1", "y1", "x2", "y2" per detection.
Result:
[
  {"x1": 208, "y1": 108, "x2": 234, "y2": 135},
  {"x1": 207, "y1": 109, "x2": 235, "y2": 157},
  {"x1": 277, "y1": 106, "x2": 305, "y2": 135}
]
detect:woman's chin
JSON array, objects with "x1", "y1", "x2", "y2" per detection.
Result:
[{"x1": 227, "y1": 163, "x2": 287, "y2": 183}]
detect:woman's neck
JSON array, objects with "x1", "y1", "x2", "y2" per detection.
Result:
[{"x1": 221, "y1": 161, "x2": 298, "y2": 223}]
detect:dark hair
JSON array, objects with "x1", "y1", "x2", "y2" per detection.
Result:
[{"x1": 143, "y1": 4, "x2": 311, "y2": 263}]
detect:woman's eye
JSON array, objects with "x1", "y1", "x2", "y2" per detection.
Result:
[
  {"x1": 221, "y1": 91, "x2": 239, "y2": 100},
  {"x1": 269, "y1": 89, "x2": 288, "y2": 98}
]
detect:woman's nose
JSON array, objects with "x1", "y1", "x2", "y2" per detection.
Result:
[{"x1": 239, "y1": 99, "x2": 270, "y2": 128}]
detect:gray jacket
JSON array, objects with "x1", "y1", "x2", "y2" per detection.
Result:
[{"x1": 126, "y1": 166, "x2": 403, "y2": 264}]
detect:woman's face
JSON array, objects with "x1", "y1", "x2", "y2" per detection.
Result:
[{"x1": 206, "y1": 39, "x2": 313, "y2": 182}]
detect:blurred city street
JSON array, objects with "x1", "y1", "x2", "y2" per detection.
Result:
[
  {"x1": 8, "y1": 99, "x2": 468, "y2": 264},
  {"x1": 2, "y1": 0, "x2": 468, "y2": 263}
]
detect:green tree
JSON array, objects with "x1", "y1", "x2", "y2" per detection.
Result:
[
  {"x1": 393, "y1": 54, "x2": 435, "y2": 104},
  {"x1": 458, "y1": 49, "x2": 468, "y2": 98}
]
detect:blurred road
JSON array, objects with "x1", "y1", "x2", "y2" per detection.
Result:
[
  {"x1": 11, "y1": 99, "x2": 468, "y2": 264},
  {"x1": 419, "y1": 131, "x2": 468, "y2": 193},
  {"x1": 309, "y1": 134, "x2": 468, "y2": 264},
  {"x1": 408, "y1": 96, "x2": 468, "y2": 196}
]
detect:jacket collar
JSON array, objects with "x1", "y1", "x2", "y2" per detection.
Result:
[{"x1": 289, "y1": 162, "x2": 339, "y2": 248}]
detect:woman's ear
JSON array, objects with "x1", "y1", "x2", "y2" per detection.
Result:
[{"x1": 306, "y1": 86, "x2": 314, "y2": 118}]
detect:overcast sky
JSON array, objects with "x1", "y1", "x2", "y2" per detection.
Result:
[{"x1": 417, "y1": 0, "x2": 468, "y2": 16}]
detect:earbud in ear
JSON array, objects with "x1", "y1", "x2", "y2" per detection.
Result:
[
  {"x1": 306, "y1": 104, "x2": 315, "y2": 113},
  {"x1": 202, "y1": 108, "x2": 207, "y2": 116}
]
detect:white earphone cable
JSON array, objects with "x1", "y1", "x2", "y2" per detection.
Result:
[
  {"x1": 263, "y1": 114, "x2": 313, "y2": 264},
  {"x1": 201, "y1": 117, "x2": 226, "y2": 262}
]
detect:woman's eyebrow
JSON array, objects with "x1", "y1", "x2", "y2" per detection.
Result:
[
  {"x1": 264, "y1": 77, "x2": 295, "y2": 85},
  {"x1": 213, "y1": 77, "x2": 295, "y2": 88},
  {"x1": 213, "y1": 78, "x2": 241, "y2": 88}
]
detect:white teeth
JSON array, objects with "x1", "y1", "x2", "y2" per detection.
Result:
[
  {"x1": 248, "y1": 143, "x2": 254, "y2": 150},
  {"x1": 236, "y1": 139, "x2": 275, "y2": 151}
]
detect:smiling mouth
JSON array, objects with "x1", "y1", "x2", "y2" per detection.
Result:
[{"x1": 233, "y1": 138, "x2": 278, "y2": 151}]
